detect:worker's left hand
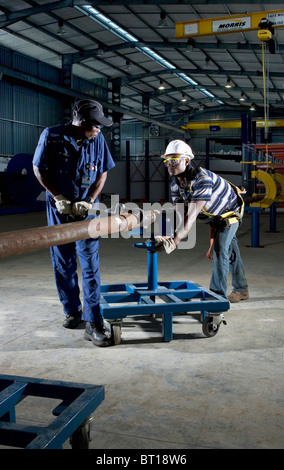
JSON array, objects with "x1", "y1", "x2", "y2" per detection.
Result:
[
  {"x1": 72, "y1": 200, "x2": 93, "y2": 217},
  {"x1": 154, "y1": 236, "x2": 176, "y2": 254}
]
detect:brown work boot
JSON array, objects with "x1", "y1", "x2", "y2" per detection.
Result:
[{"x1": 228, "y1": 290, "x2": 249, "y2": 303}]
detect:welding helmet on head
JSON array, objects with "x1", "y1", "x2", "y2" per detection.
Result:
[{"x1": 161, "y1": 140, "x2": 194, "y2": 160}]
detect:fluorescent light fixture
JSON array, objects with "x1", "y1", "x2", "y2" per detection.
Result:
[
  {"x1": 139, "y1": 46, "x2": 175, "y2": 70},
  {"x1": 75, "y1": 5, "x2": 223, "y2": 106},
  {"x1": 77, "y1": 5, "x2": 138, "y2": 43},
  {"x1": 177, "y1": 72, "x2": 197, "y2": 86},
  {"x1": 199, "y1": 88, "x2": 214, "y2": 99},
  {"x1": 198, "y1": 88, "x2": 224, "y2": 106}
]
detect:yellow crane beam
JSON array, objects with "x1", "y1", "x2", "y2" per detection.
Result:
[
  {"x1": 176, "y1": 9, "x2": 284, "y2": 39},
  {"x1": 182, "y1": 120, "x2": 284, "y2": 131}
]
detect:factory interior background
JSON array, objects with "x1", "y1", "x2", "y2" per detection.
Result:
[{"x1": 0, "y1": 0, "x2": 283, "y2": 451}]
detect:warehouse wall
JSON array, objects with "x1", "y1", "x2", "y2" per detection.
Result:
[
  {"x1": 0, "y1": 81, "x2": 61, "y2": 156},
  {"x1": 0, "y1": 45, "x2": 109, "y2": 157}
]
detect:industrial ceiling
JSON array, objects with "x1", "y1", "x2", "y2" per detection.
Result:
[{"x1": 0, "y1": 1, "x2": 284, "y2": 129}]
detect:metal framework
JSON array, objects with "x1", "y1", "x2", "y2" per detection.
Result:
[
  {"x1": 0, "y1": 374, "x2": 104, "y2": 449},
  {"x1": 101, "y1": 240, "x2": 229, "y2": 344},
  {"x1": 0, "y1": 0, "x2": 284, "y2": 123}
]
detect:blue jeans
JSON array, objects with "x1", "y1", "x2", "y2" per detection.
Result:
[{"x1": 210, "y1": 221, "x2": 248, "y2": 299}]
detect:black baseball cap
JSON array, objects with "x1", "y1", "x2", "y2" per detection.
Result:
[{"x1": 73, "y1": 99, "x2": 113, "y2": 127}]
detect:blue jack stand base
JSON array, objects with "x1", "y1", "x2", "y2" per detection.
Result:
[{"x1": 100, "y1": 241, "x2": 230, "y2": 344}]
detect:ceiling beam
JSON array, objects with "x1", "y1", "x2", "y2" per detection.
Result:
[
  {"x1": 0, "y1": 64, "x2": 186, "y2": 134},
  {"x1": 1, "y1": 0, "x2": 284, "y2": 29},
  {"x1": 1, "y1": 0, "x2": 282, "y2": 116},
  {"x1": 83, "y1": 40, "x2": 284, "y2": 56},
  {"x1": 73, "y1": 0, "x2": 284, "y2": 4},
  {"x1": 120, "y1": 68, "x2": 284, "y2": 84},
  {"x1": 0, "y1": 1, "x2": 72, "y2": 28},
  {"x1": 129, "y1": 82, "x2": 284, "y2": 100}
]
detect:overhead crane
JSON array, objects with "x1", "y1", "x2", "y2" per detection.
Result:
[
  {"x1": 176, "y1": 9, "x2": 284, "y2": 39},
  {"x1": 177, "y1": 9, "x2": 284, "y2": 205}
]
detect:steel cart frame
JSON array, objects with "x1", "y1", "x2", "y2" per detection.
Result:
[
  {"x1": 0, "y1": 374, "x2": 104, "y2": 449},
  {"x1": 101, "y1": 240, "x2": 229, "y2": 344}
]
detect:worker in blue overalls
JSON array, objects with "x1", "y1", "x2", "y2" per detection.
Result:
[{"x1": 33, "y1": 99, "x2": 115, "y2": 347}]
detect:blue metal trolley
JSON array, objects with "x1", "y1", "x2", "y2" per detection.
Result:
[
  {"x1": 0, "y1": 374, "x2": 104, "y2": 449},
  {"x1": 101, "y1": 238, "x2": 229, "y2": 345}
]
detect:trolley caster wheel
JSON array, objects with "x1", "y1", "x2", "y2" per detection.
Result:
[
  {"x1": 70, "y1": 415, "x2": 93, "y2": 449},
  {"x1": 104, "y1": 319, "x2": 121, "y2": 345},
  {"x1": 111, "y1": 323, "x2": 122, "y2": 345},
  {"x1": 70, "y1": 425, "x2": 89, "y2": 449},
  {"x1": 202, "y1": 316, "x2": 220, "y2": 337}
]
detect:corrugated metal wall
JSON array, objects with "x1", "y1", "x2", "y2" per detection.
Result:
[
  {"x1": 0, "y1": 45, "x2": 108, "y2": 157},
  {"x1": 0, "y1": 44, "x2": 63, "y2": 156},
  {"x1": 0, "y1": 80, "x2": 61, "y2": 156}
]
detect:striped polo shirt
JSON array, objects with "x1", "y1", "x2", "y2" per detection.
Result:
[{"x1": 171, "y1": 167, "x2": 239, "y2": 221}]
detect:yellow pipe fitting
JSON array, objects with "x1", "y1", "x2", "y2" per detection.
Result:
[{"x1": 250, "y1": 169, "x2": 277, "y2": 208}]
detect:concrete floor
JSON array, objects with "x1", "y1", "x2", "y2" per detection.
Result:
[{"x1": 0, "y1": 210, "x2": 283, "y2": 449}]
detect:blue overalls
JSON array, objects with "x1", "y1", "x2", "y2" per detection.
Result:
[{"x1": 33, "y1": 122, "x2": 115, "y2": 322}]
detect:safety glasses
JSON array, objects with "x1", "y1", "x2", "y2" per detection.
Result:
[{"x1": 163, "y1": 157, "x2": 187, "y2": 166}]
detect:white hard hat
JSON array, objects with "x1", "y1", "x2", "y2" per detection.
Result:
[{"x1": 161, "y1": 140, "x2": 194, "y2": 160}]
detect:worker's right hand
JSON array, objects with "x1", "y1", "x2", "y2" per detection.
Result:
[
  {"x1": 72, "y1": 200, "x2": 93, "y2": 217},
  {"x1": 154, "y1": 236, "x2": 176, "y2": 254},
  {"x1": 54, "y1": 194, "x2": 73, "y2": 215}
]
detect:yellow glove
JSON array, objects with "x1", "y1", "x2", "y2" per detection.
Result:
[
  {"x1": 154, "y1": 236, "x2": 176, "y2": 254},
  {"x1": 54, "y1": 194, "x2": 72, "y2": 215},
  {"x1": 72, "y1": 200, "x2": 93, "y2": 217}
]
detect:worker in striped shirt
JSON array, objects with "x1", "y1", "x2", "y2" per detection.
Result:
[{"x1": 155, "y1": 140, "x2": 248, "y2": 303}]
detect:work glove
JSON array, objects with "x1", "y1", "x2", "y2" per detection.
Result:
[
  {"x1": 154, "y1": 236, "x2": 176, "y2": 254},
  {"x1": 54, "y1": 194, "x2": 72, "y2": 215},
  {"x1": 72, "y1": 200, "x2": 93, "y2": 217}
]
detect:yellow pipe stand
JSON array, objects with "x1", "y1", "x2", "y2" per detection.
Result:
[{"x1": 250, "y1": 169, "x2": 277, "y2": 208}]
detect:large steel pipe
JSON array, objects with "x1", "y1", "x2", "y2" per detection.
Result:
[{"x1": 0, "y1": 211, "x2": 157, "y2": 259}]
